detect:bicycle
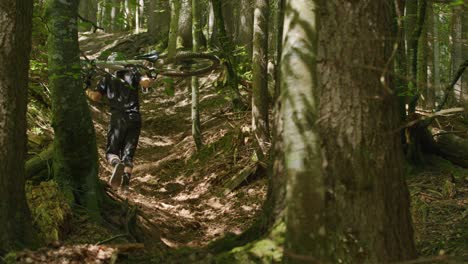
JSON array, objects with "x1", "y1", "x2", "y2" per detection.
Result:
[{"x1": 82, "y1": 51, "x2": 221, "y2": 93}]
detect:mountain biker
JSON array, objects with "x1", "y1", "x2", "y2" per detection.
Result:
[{"x1": 86, "y1": 68, "x2": 153, "y2": 191}]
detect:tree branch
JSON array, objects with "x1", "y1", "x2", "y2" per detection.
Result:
[
  {"x1": 436, "y1": 59, "x2": 468, "y2": 112},
  {"x1": 78, "y1": 14, "x2": 104, "y2": 33}
]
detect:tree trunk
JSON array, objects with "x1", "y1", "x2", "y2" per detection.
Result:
[
  {"x1": 0, "y1": 0, "x2": 36, "y2": 254},
  {"x1": 79, "y1": 0, "x2": 91, "y2": 31},
  {"x1": 178, "y1": 0, "x2": 193, "y2": 49},
  {"x1": 237, "y1": 0, "x2": 254, "y2": 57},
  {"x1": 168, "y1": 0, "x2": 181, "y2": 58},
  {"x1": 148, "y1": 0, "x2": 171, "y2": 42},
  {"x1": 281, "y1": 0, "x2": 325, "y2": 262},
  {"x1": 451, "y1": 6, "x2": 462, "y2": 102},
  {"x1": 406, "y1": 0, "x2": 418, "y2": 78},
  {"x1": 394, "y1": 0, "x2": 408, "y2": 134},
  {"x1": 426, "y1": 0, "x2": 436, "y2": 109},
  {"x1": 317, "y1": 0, "x2": 417, "y2": 262},
  {"x1": 110, "y1": 0, "x2": 122, "y2": 32},
  {"x1": 139, "y1": 0, "x2": 144, "y2": 30},
  {"x1": 46, "y1": 0, "x2": 103, "y2": 220},
  {"x1": 433, "y1": 3, "x2": 441, "y2": 102},
  {"x1": 211, "y1": 0, "x2": 245, "y2": 110},
  {"x1": 417, "y1": 0, "x2": 429, "y2": 109},
  {"x1": 462, "y1": 5, "x2": 468, "y2": 102},
  {"x1": 192, "y1": 0, "x2": 203, "y2": 150},
  {"x1": 252, "y1": 0, "x2": 270, "y2": 158}
]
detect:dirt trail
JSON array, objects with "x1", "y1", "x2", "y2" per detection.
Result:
[{"x1": 83, "y1": 35, "x2": 267, "y2": 248}]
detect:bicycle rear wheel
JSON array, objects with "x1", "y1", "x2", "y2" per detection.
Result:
[{"x1": 155, "y1": 51, "x2": 220, "y2": 77}]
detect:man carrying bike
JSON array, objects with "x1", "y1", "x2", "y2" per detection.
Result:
[{"x1": 86, "y1": 68, "x2": 153, "y2": 191}]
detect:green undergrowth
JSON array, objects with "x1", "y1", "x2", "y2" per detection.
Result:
[
  {"x1": 213, "y1": 222, "x2": 285, "y2": 264},
  {"x1": 25, "y1": 180, "x2": 72, "y2": 245},
  {"x1": 408, "y1": 155, "x2": 468, "y2": 257}
]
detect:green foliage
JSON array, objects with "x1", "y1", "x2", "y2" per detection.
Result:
[
  {"x1": 162, "y1": 77, "x2": 175, "y2": 96},
  {"x1": 214, "y1": 222, "x2": 285, "y2": 263},
  {"x1": 25, "y1": 181, "x2": 72, "y2": 245}
]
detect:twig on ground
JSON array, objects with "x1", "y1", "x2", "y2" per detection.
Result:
[{"x1": 96, "y1": 234, "x2": 130, "y2": 245}]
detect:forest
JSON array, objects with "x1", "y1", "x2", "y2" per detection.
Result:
[{"x1": 0, "y1": 0, "x2": 467, "y2": 263}]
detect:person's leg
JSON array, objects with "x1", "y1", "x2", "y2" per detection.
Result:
[
  {"x1": 121, "y1": 114, "x2": 142, "y2": 190},
  {"x1": 107, "y1": 113, "x2": 127, "y2": 188}
]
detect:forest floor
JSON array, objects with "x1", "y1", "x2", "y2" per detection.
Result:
[{"x1": 10, "y1": 31, "x2": 468, "y2": 264}]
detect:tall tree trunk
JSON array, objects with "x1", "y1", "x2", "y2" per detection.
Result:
[
  {"x1": 221, "y1": 0, "x2": 237, "y2": 41},
  {"x1": 135, "y1": 1, "x2": 139, "y2": 33},
  {"x1": 45, "y1": 0, "x2": 103, "y2": 220},
  {"x1": 394, "y1": 0, "x2": 408, "y2": 129},
  {"x1": 79, "y1": 0, "x2": 91, "y2": 31},
  {"x1": 433, "y1": 3, "x2": 441, "y2": 103},
  {"x1": 451, "y1": 5, "x2": 462, "y2": 102},
  {"x1": 0, "y1": 0, "x2": 36, "y2": 254},
  {"x1": 417, "y1": 0, "x2": 429, "y2": 109},
  {"x1": 148, "y1": 0, "x2": 171, "y2": 42},
  {"x1": 192, "y1": 0, "x2": 203, "y2": 150},
  {"x1": 110, "y1": 0, "x2": 122, "y2": 32},
  {"x1": 426, "y1": 0, "x2": 435, "y2": 109},
  {"x1": 406, "y1": 0, "x2": 418, "y2": 78},
  {"x1": 252, "y1": 0, "x2": 270, "y2": 158},
  {"x1": 208, "y1": 1, "x2": 215, "y2": 46},
  {"x1": 317, "y1": 0, "x2": 417, "y2": 262},
  {"x1": 281, "y1": 0, "x2": 325, "y2": 262},
  {"x1": 461, "y1": 5, "x2": 468, "y2": 102},
  {"x1": 237, "y1": 0, "x2": 254, "y2": 57},
  {"x1": 124, "y1": 0, "x2": 133, "y2": 30},
  {"x1": 168, "y1": 0, "x2": 181, "y2": 58},
  {"x1": 138, "y1": 0, "x2": 144, "y2": 30},
  {"x1": 211, "y1": 0, "x2": 245, "y2": 110},
  {"x1": 178, "y1": 0, "x2": 193, "y2": 48}
]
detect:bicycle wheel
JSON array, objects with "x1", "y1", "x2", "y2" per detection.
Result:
[{"x1": 155, "y1": 51, "x2": 220, "y2": 77}]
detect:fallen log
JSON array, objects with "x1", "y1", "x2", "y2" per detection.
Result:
[{"x1": 431, "y1": 131, "x2": 468, "y2": 168}]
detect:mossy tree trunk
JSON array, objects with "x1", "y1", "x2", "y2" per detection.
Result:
[
  {"x1": 211, "y1": 0, "x2": 245, "y2": 110},
  {"x1": 191, "y1": 0, "x2": 203, "y2": 150},
  {"x1": 148, "y1": 0, "x2": 171, "y2": 43},
  {"x1": 0, "y1": 0, "x2": 37, "y2": 254},
  {"x1": 451, "y1": 5, "x2": 463, "y2": 102},
  {"x1": 110, "y1": 0, "x2": 122, "y2": 32},
  {"x1": 317, "y1": 0, "x2": 417, "y2": 262},
  {"x1": 168, "y1": 0, "x2": 181, "y2": 59},
  {"x1": 461, "y1": 5, "x2": 468, "y2": 102},
  {"x1": 45, "y1": 0, "x2": 103, "y2": 220},
  {"x1": 417, "y1": 0, "x2": 429, "y2": 108},
  {"x1": 252, "y1": 0, "x2": 270, "y2": 158},
  {"x1": 237, "y1": 0, "x2": 254, "y2": 57},
  {"x1": 281, "y1": 0, "x2": 325, "y2": 262},
  {"x1": 178, "y1": 0, "x2": 192, "y2": 49}
]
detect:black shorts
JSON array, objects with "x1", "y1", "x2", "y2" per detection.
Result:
[{"x1": 106, "y1": 112, "x2": 141, "y2": 167}]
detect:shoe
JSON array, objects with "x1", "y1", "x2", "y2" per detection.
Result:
[
  {"x1": 109, "y1": 162, "x2": 125, "y2": 189},
  {"x1": 120, "y1": 173, "x2": 131, "y2": 192}
]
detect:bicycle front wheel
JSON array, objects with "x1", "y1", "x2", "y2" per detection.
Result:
[{"x1": 155, "y1": 51, "x2": 220, "y2": 77}]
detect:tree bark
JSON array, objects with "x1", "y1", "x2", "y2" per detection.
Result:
[
  {"x1": 281, "y1": 0, "x2": 325, "y2": 262},
  {"x1": 317, "y1": 0, "x2": 417, "y2": 262},
  {"x1": 252, "y1": 0, "x2": 270, "y2": 158},
  {"x1": 110, "y1": 0, "x2": 122, "y2": 32},
  {"x1": 237, "y1": 0, "x2": 254, "y2": 57},
  {"x1": 178, "y1": 0, "x2": 192, "y2": 48},
  {"x1": 451, "y1": 5, "x2": 463, "y2": 102},
  {"x1": 417, "y1": 0, "x2": 429, "y2": 109},
  {"x1": 192, "y1": 0, "x2": 203, "y2": 150},
  {"x1": 461, "y1": 5, "x2": 468, "y2": 102},
  {"x1": 168, "y1": 0, "x2": 181, "y2": 58},
  {"x1": 45, "y1": 0, "x2": 103, "y2": 220},
  {"x1": 0, "y1": 0, "x2": 36, "y2": 254},
  {"x1": 148, "y1": 0, "x2": 171, "y2": 42}
]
